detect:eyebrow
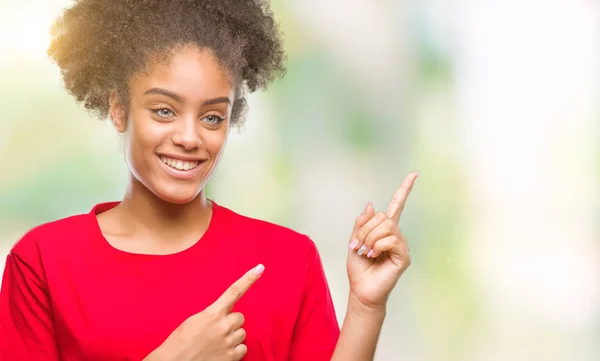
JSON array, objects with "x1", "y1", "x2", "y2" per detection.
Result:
[
  {"x1": 202, "y1": 97, "x2": 231, "y2": 106},
  {"x1": 143, "y1": 87, "x2": 231, "y2": 106}
]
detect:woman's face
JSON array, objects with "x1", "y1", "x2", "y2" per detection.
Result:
[{"x1": 110, "y1": 46, "x2": 234, "y2": 204}]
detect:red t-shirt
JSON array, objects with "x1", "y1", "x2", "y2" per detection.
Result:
[{"x1": 0, "y1": 201, "x2": 340, "y2": 361}]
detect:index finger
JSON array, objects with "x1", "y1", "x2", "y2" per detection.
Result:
[
  {"x1": 209, "y1": 264, "x2": 265, "y2": 313},
  {"x1": 386, "y1": 171, "x2": 419, "y2": 224}
]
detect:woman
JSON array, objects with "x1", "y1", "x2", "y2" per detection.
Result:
[{"x1": 0, "y1": 1, "x2": 418, "y2": 360}]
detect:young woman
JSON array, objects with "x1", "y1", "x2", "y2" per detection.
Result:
[{"x1": 0, "y1": 1, "x2": 418, "y2": 360}]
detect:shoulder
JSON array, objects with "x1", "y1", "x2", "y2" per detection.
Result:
[
  {"x1": 214, "y1": 201, "x2": 318, "y2": 255},
  {"x1": 10, "y1": 212, "x2": 92, "y2": 262}
]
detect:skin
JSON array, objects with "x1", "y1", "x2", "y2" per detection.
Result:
[{"x1": 100, "y1": 44, "x2": 419, "y2": 361}]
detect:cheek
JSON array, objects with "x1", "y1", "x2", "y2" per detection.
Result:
[
  {"x1": 125, "y1": 116, "x2": 166, "y2": 167},
  {"x1": 204, "y1": 125, "x2": 229, "y2": 157}
]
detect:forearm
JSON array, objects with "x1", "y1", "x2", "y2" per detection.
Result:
[{"x1": 330, "y1": 296, "x2": 387, "y2": 361}]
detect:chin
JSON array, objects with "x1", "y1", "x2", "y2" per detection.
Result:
[
  {"x1": 160, "y1": 194, "x2": 197, "y2": 205},
  {"x1": 153, "y1": 185, "x2": 202, "y2": 205}
]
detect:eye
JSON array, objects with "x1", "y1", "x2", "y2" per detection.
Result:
[
  {"x1": 153, "y1": 107, "x2": 174, "y2": 118},
  {"x1": 203, "y1": 114, "x2": 225, "y2": 125}
]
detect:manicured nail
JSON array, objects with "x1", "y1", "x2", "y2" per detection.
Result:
[
  {"x1": 357, "y1": 244, "x2": 367, "y2": 256},
  {"x1": 254, "y1": 264, "x2": 265, "y2": 275},
  {"x1": 349, "y1": 239, "x2": 359, "y2": 249},
  {"x1": 367, "y1": 249, "x2": 374, "y2": 258}
]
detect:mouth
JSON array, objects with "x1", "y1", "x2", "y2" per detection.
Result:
[
  {"x1": 159, "y1": 155, "x2": 202, "y2": 171},
  {"x1": 157, "y1": 155, "x2": 207, "y2": 180}
]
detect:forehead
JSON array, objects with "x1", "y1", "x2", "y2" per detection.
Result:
[{"x1": 130, "y1": 46, "x2": 234, "y2": 100}]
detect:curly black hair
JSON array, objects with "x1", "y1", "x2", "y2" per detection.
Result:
[{"x1": 47, "y1": 0, "x2": 286, "y2": 126}]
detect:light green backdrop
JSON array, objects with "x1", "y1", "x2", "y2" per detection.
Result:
[{"x1": 1, "y1": 1, "x2": 599, "y2": 360}]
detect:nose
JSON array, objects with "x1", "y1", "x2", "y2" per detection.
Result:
[{"x1": 171, "y1": 117, "x2": 202, "y2": 151}]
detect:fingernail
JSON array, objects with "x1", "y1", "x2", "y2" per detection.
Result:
[
  {"x1": 367, "y1": 249, "x2": 374, "y2": 258},
  {"x1": 254, "y1": 264, "x2": 265, "y2": 275},
  {"x1": 349, "y1": 239, "x2": 359, "y2": 249},
  {"x1": 414, "y1": 171, "x2": 420, "y2": 177},
  {"x1": 357, "y1": 244, "x2": 367, "y2": 256},
  {"x1": 362, "y1": 202, "x2": 369, "y2": 214},
  {"x1": 366, "y1": 202, "x2": 373, "y2": 213}
]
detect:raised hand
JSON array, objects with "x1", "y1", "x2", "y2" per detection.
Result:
[
  {"x1": 347, "y1": 172, "x2": 418, "y2": 310},
  {"x1": 144, "y1": 264, "x2": 265, "y2": 361}
]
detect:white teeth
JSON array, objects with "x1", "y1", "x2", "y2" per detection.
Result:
[{"x1": 160, "y1": 156, "x2": 200, "y2": 171}]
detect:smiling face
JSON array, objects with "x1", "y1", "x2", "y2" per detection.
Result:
[{"x1": 109, "y1": 46, "x2": 235, "y2": 204}]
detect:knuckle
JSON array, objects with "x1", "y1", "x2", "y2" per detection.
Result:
[
  {"x1": 394, "y1": 197, "x2": 405, "y2": 207},
  {"x1": 230, "y1": 312, "x2": 244, "y2": 328},
  {"x1": 391, "y1": 196, "x2": 405, "y2": 208},
  {"x1": 225, "y1": 333, "x2": 235, "y2": 347},
  {"x1": 385, "y1": 218, "x2": 396, "y2": 228},
  {"x1": 372, "y1": 241, "x2": 382, "y2": 251},
  {"x1": 229, "y1": 284, "x2": 243, "y2": 300},
  {"x1": 205, "y1": 307, "x2": 219, "y2": 318},
  {"x1": 218, "y1": 319, "x2": 231, "y2": 334},
  {"x1": 354, "y1": 216, "x2": 363, "y2": 226},
  {"x1": 196, "y1": 310, "x2": 215, "y2": 326},
  {"x1": 356, "y1": 228, "x2": 367, "y2": 240}
]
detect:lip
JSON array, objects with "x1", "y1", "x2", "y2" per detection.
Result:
[
  {"x1": 157, "y1": 155, "x2": 206, "y2": 180},
  {"x1": 157, "y1": 153, "x2": 206, "y2": 162}
]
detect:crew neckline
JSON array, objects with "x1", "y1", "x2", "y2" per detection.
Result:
[{"x1": 87, "y1": 199, "x2": 222, "y2": 260}]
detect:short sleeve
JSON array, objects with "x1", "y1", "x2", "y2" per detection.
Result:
[
  {"x1": 0, "y1": 234, "x2": 60, "y2": 361},
  {"x1": 288, "y1": 239, "x2": 340, "y2": 361}
]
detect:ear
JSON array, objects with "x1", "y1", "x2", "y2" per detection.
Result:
[{"x1": 109, "y1": 91, "x2": 127, "y2": 133}]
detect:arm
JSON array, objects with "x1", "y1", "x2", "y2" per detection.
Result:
[
  {"x1": 331, "y1": 171, "x2": 419, "y2": 361},
  {"x1": 330, "y1": 297, "x2": 386, "y2": 361},
  {"x1": 0, "y1": 237, "x2": 61, "y2": 361}
]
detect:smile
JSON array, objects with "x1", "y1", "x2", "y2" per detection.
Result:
[
  {"x1": 159, "y1": 155, "x2": 200, "y2": 171},
  {"x1": 157, "y1": 155, "x2": 206, "y2": 181}
]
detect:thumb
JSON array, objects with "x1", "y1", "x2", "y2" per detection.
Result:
[{"x1": 209, "y1": 264, "x2": 265, "y2": 313}]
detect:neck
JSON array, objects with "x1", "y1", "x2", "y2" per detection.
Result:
[{"x1": 117, "y1": 175, "x2": 211, "y2": 238}]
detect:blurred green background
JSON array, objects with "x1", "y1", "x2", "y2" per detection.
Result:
[{"x1": 1, "y1": 1, "x2": 599, "y2": 360}]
